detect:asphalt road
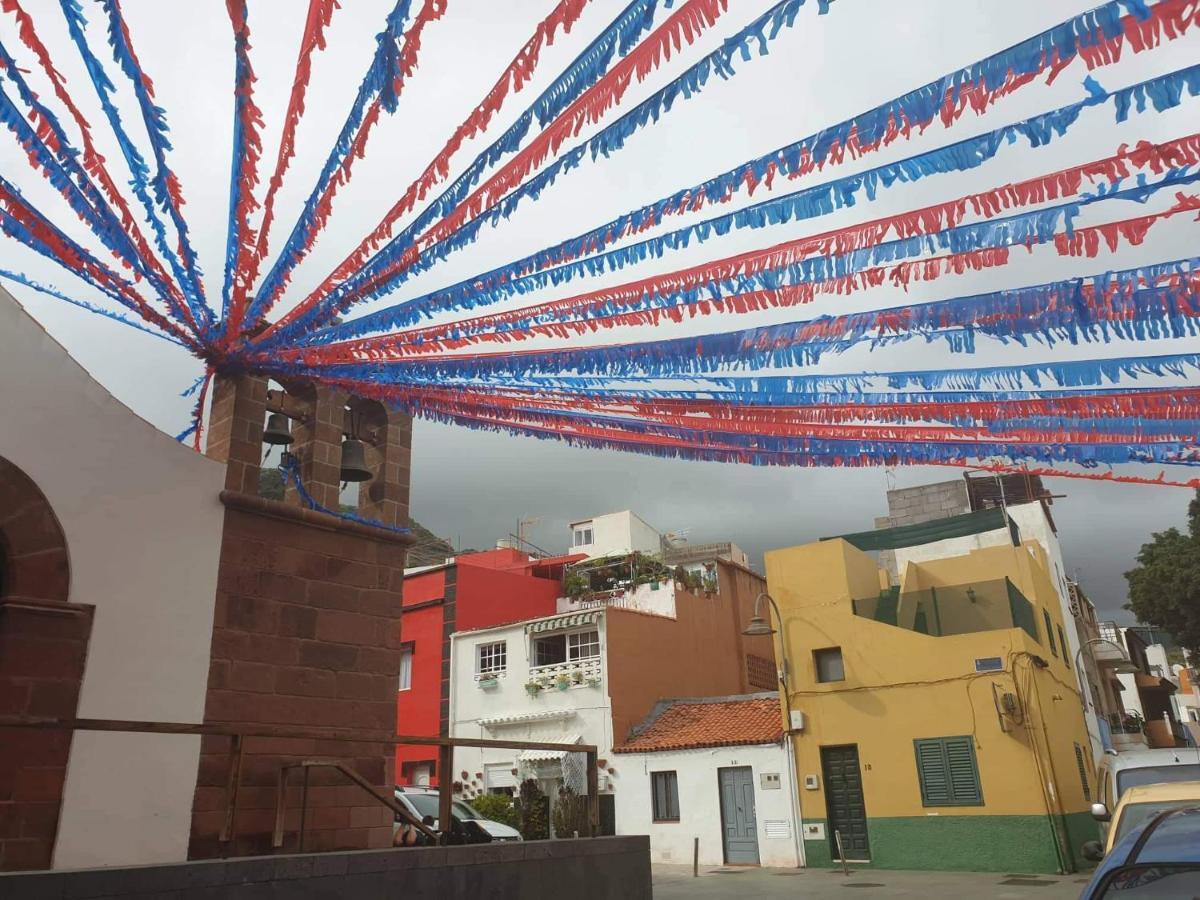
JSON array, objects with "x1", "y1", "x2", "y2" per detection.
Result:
[{"x1": 652, "y1": 864, "x2": 1089, "y2": 899}]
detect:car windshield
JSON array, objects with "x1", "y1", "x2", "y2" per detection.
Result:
[
  {"x1": 1112, "y1": 801, "x2": 1198, "y2": 846},
  {"x1": 1116, "y1": 765, "x2": 1200, "y2": 796},
  {"x1": 399, "y1": 793, "x2": 481, "y2": 822}
]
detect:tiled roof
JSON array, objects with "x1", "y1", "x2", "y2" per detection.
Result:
[{"x1": 613, "y1": 693, "x2": 782, "y2": 754}]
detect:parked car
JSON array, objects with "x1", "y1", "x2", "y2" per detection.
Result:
[
  {"x1": 1094, "y1": 748, "x2": 1200, "y2": 840},
  {"x1": 393, "y1": 786, "x2": 523, "y2": 844},
  {"x1": 1082, "y1": 780, "x2": 1200, "y2": 859},
  {"x1": 1077, "y1": 806, "x2": 1200, "y2": 899}
]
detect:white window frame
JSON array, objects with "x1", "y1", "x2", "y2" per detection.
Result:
[
  {"x1": 398, "y1": 646, "x2": 413, "y2": 691},
  {"x1": 477, "y1": 640, "x2": 507, "y2": 676},
  {"x1": 567, "y1": 629, "x2": 601, "y2": 662},
  {"x1": 573, "y1": 523, "x2": 594, "y2": 548}
]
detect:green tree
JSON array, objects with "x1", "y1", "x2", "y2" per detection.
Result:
[
  {"x1": 470, "y1": 793, "x2": 519, "y2": 829},
  {"x1": 1124, "y1": 490, "x2": 1200, "y2": 657}
]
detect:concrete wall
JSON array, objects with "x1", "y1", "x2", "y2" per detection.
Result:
[
  {"x1": 0, "y1": 291, "x2": 225, "y2": 869},
  {"x1": 614, "y1": 744, "x2": 800, "y2": 867},
  {"x1": 0, "y1": 837, "x2": 653, "y2": 900}
]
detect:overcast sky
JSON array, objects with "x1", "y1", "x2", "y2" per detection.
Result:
[{"x1": 2, "y1": 0, "x2": 1198, "y2": 619}]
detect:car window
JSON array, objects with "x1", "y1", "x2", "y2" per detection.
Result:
[
  {"x1": 402, "y1": 792, "x2": 440, "y2": 819},
  {"x1": 1095, "y1": 865, "x2": 1200, "y2": 898},
  {"x1": 452, "y1": 801, "x2": 480, "y2": 819},
  {"x1": 1116, "y1": 765, "x2": 1200, "y2": 796},
  {"x1": 1112, "y1": 801, "x2": 1198, "y2": 846}
]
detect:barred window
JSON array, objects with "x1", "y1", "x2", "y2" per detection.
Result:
[{"x1": 477, "y1": 641, "x2": 507, "y2": 675}]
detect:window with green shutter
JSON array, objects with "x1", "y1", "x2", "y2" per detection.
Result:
[
  {"x1": 913, "y1": 736, "x2": 983, "y2": 807},
  {"x1": 1043, "y1": 611, "x2": 1057, "y2": 657}
]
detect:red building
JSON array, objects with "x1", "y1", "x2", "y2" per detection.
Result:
[{"x1": 395, "y1": 547, "x2": 580, "y2": 784}]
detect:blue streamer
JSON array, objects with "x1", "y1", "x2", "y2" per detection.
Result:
[
  {"x1": 252, "y1": 0, "x2": 668, "y2": 332},
  {"x1": 0, "y1": 270, "x2": 181, "y2": 343},
  {"x1": 94, "y1": 0, "x2": 212, "y2": 328},
  {"x1": 297, "y1": 168, "x2": 1199, "y2": 352},
  {"x1": 272, "y1": 0, "x2": 819, "y2": 342},
  {"x1": 403, "y1": 400, "x2": 1197, "y2": 470},
  {"x1": 275, "y1": 0, "x2": 1173, "y2": 345},
  {"x1": 278, "y1": 455, "x2": 410, "y2": 534},
  {"x1": 245, "y1": 0, "x2": 416, "y2": 324},
  {"x1": 58, "y1": 0, "x2": 208, "y2": 329},
  {"x1": 304, "y1": 257, "x2": 1200, "y2": 384}
]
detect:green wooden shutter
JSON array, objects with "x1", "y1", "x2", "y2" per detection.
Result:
[
  {"x1": 944, "y1": 737, "x2": 983, "y2": 805},
  {"x1": 914, "y1": 739, "x2": 950, "y2": 805},
  {"x1": 1044, "y1": 611, "x2": 1057, "y2": 656},
  {"x1": 914, "y1": 737, "x2": 982, "y2": 807}
]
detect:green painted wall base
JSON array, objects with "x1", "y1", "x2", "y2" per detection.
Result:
[{"x1": 801, "y1": 813, "x2": 1095, "y2": 874}]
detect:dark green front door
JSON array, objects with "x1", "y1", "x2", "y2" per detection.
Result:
[{"x1": 821, "y1": 744, "x2": 870, "y2": 861}]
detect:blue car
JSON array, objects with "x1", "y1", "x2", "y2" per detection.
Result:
[{"x1": 1078, "y1": 806, "x2": 1200, "y2": 898}]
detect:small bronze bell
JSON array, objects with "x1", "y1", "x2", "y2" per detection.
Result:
[
  {"x1": 263, "y1": 412, "x2": 294, "y2": 445},
  {"x1": 339, "y1": 438, "x2": 373, "y2": 482}
]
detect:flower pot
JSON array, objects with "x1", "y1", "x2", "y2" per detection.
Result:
[
  {"x1": 478, "y1": 678, "x2": 499, "y2": 689},
  {"x1": 525, "y1": 684, "x2": 541, "y2": 696},
  {"x1": 555, "y1": 681, "x2": 571, "y2": 692}
]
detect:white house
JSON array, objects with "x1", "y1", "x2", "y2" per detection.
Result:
[
  {"x1": 568, "y1": 510, "x2": 662, "y2": 559},
  {"x1": 447, "y1": 609, "x2": 617, "y2": 829},
  {"x1": 613, "y1": 694, "x2": 801, "y2": 869}
]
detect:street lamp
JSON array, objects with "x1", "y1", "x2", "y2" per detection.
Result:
[{"x1": 742, "y1": 592, "x2": 791, "y2": 686}]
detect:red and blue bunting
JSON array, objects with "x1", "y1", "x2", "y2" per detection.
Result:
[{"x1": 1, "y1": 0, "x2": 1199, "y2": 488}]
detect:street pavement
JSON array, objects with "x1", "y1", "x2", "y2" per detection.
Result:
[{"x1": 652, "y1": 864, "x2": 1089, "y2": 899}]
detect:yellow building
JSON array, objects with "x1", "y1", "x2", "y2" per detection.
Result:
[{"x1": 765, "y1": 523, "x2": 1095, "y2": 874}]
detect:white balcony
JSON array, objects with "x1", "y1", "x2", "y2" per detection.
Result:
[{"x1": 527, "y1": 656, "x2": 603, "y2": 689}]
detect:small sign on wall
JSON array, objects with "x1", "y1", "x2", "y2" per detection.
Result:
[
  {"x1": 760, "y1": 772, "x2": 781, "y2": 790},
  {"x1": 974, "y1": 656, "x2": 1003, "y2": 672},
  {"x1": 803, "y1": 823, "x2": 826, "y2": 840}
]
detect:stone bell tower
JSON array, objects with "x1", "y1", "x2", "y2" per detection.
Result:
[{"x1": 191, "y1": 373, "x2": 413, "y2": 858}]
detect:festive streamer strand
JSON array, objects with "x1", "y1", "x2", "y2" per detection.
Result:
[
  {"x1": 58, "y1": 0, "x2": 207, "y2": 329},
  {"x1": 0, "y1": 0, "x2": 193, "y2": 328},
  {"x1": 0, "y1": 269, "x2": 182, "y2": 343},
  {"x1": 0, "y1": 174, "x2": 192, "y2": 342},
  {"x1": 233, "y1": 0, "x2": 338, "y2": 337},
  {"x1": 309, "y1": 62, "x2": 1200, "y2": 344},
  {"x1": 96, "y1": 0, "x2": 213, "y2": 326},
  {"x1": 242, "y1": 0, "x2": 434, "y2": 326},
  {"x1": 277, "y1": 0, "x2": 599, "y2": 334},
  {"x1": 0, "y1": 68, "x2": 170, "y2": 308},
  {"x1": 278, "y1": 454, "x2": 411, "y2": 533},
  {"x1": 292, "y1": 259, "x2": 1200, "y2": 384},
  {"x1": 269, "y1": 0, "x2": 822, "y2": 342},
  {"x1": 218, "y1": 0, "x2": 264, "y2": 339},
  {"x1": 308, "y1": 163, "x2": 1200, "y2": 358},
  {"x1": 342, "y1": 383, "x2": 1197, "y2": 468},
  {"x1": 271, "y1": 0, "x2": 1195, "y2": 345}
]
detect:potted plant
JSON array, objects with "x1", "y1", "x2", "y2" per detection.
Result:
[
  {"x1": 555, "y1": 673, "x2": 572, "y2": 691},
  {"x1": 525, "y1": 679, "x2": 542, "y2": 696},
  {"x1": 478, "y1": 675, "x2": 499, "y2": 689},
  {"x1": 570, "y1": 670, "x2": 584, "y2": 685},
  {"x1": 585, "y1": 674, "x2": 601, "y2": 687}
]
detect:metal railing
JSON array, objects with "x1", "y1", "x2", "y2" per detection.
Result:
[{"x1": 0, "y1": 716, "x2": 600, "y2": 853}]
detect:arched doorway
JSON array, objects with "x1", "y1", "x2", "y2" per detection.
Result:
[
  {"x1": 0, "y1": 456, "x2": 91, "y2": 872},
  {"x1": 0, "y1": 456, "x2": 70, "y2": 603}
]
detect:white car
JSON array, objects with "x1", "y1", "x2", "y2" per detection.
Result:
[
  {"x1": 1095, "y1": 747, "x2": 1200, "y2": 839},
  {"x1": 393, "y1": 786, "x2": 523, "y2": 843}
]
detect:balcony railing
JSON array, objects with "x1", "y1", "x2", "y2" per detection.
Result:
[
  {"x1": 528, "y1": 656, "x2": 603, "y2": 686},
  {"x1": 852, "y1": 578, "x2": 1039, "y2": 641}
]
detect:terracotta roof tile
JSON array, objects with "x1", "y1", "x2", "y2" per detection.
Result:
[{"x1": 613, "y1": 694, "x2": 782, "y2": 753}]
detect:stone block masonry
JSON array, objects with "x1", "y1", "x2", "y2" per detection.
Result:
[{"x1": 189, "y1": 490, "x2": 413, "y2": 860}]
